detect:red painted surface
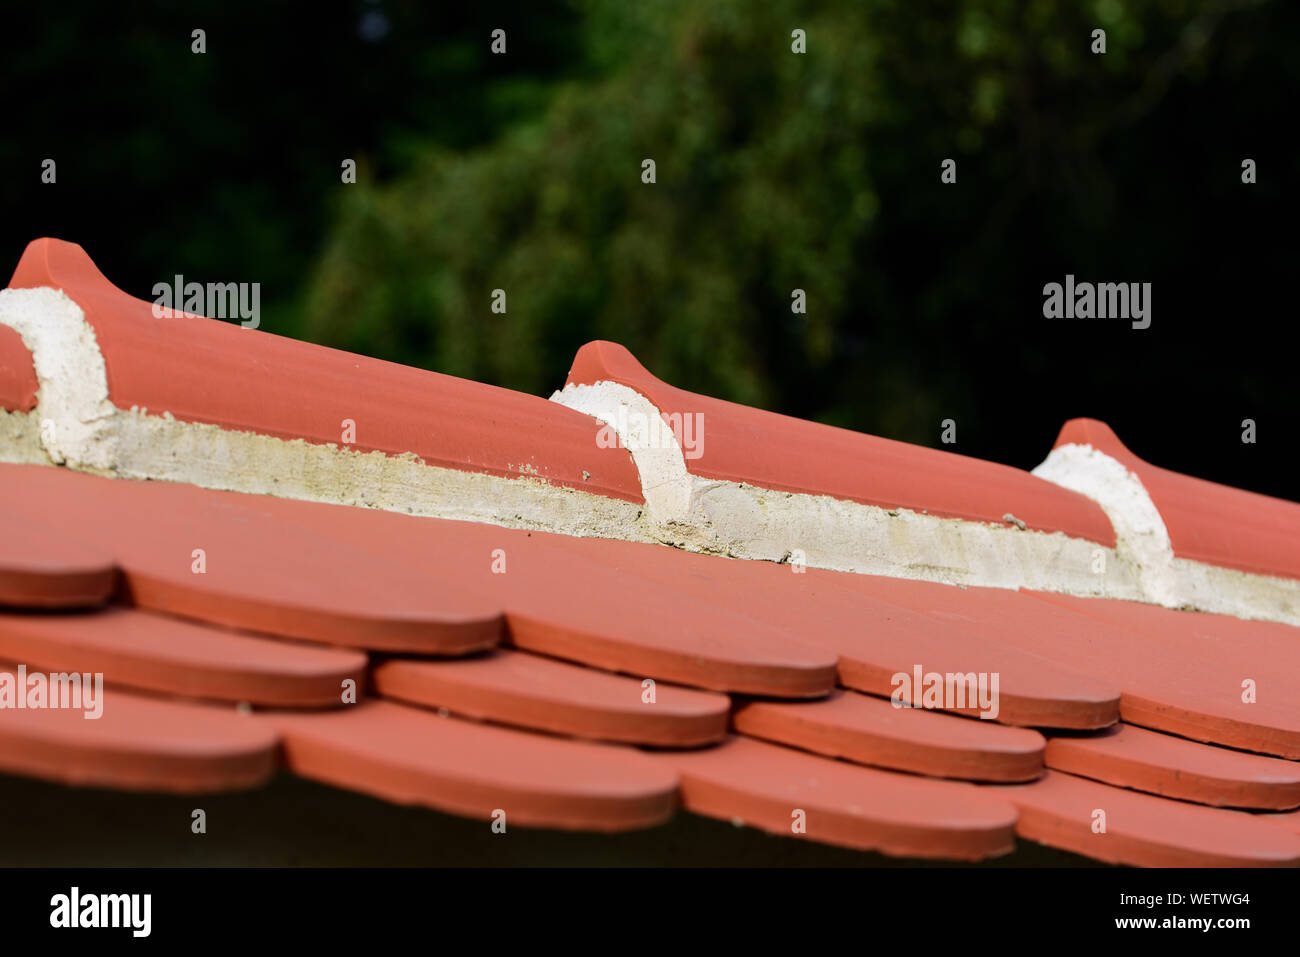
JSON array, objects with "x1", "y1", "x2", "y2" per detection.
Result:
[
  {"x1": 0, "y1": 463, "x2": 504, "y2": 654},
  {"x1": 0, "y1": 667, "x2": 278, "y2": 792},
  {"x1": 1027, "y1": 591, "x2": 1300, "y2": 759},
  {"x1": 1262, "y1": 809, "x2": 1300, "y2": 836},
  {"x1": 246, "y1": 486, "x2": 839, "y2": 697},
  {"x1": 1045, "y1": 723, "x2": 1300, "y2": 811},
  {"x1": 0, "y1": 511, "x2": 117, "y2": 608},
  {"x1": 996, "y1": 770, "x2": 1300, "y2": 867},
  {"x1": 267, "y1": 699, "x2": 679, "y2": 831},
  {"x1": 1053, "y1": 418, "x2": 1300, "y2": 581},
  {"x1": 0, "y1": 325, "x2": 37, "y2": 412},
  {"x1": 659, "y1": 736, "x2": 1019, "y2": 860},
  {"x1": 373, "y1": 648, "x2": 729, "y2": 747},
  {"x1": 733, "y1": 689, "x2": 1045, "y2": 782},
  {"x1": 842, "y1": 573, "x2": 1300, "y2": 759},
  {"x1": 0, "y1": 606, "x2": 367, "y2": 708},
  {"x1": 7, "y1": 239, "x2": 644, "y2": 503},
  {"x1": 548, "y1": 533, "x2": 1120, "y2": 727},
  {"x1": 0, "y1": 462, "x2": 834, "y2": 696},
  {"x1": 566, "y1": 340, "x2": 1115, "y2": 543}
]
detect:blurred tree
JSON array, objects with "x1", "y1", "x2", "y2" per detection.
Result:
[
  {"x1": 304, "y1": 0, "x2": 1296, "y2": 491},
  {"x1": 5, "y1": 0, "x2": 1295, "y2": 494},
  {"x1": 2, "y1": 0, "x2": 585, "y2": 332}
]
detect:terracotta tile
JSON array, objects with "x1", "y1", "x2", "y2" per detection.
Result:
[
  {"x1": 249, "y1": 490, "x2": 838, "y2": 697},
  {"x1": 0, "y1": 666, "x2": 277, "y2": 792},
  {"x1": 995, "y1": 769, "x2": 1300, "y2": 867},
  {"x1": 0, "y1": 511, "x2": 117, "y2": 609},
  {"x1": 1040, "y1": 590, "x2": 1300, "y2": 676},
  {"x1": 266, "y1": 699, "x2": 679, "y2": 831},
  {"x1": 733, "y1": 689, "x2": 1045, "y2": 782},
  {"x1": 566, "y1": 340, "x2": 1115, "y2": 543},
  {"x1": 657, "y1": 735, "x2": 1019, "y2": 860},
  {"x1": 1054, "y1": 418, "x2": 1300, "y2": 580},
  {"x1": 1259, "y1": 809, "x2": 1300, "y2": 835},
  {"x1": 551, "y1": 534, "x2": 1119, "y2": 726},
  {"x1": 0, "y1": 463, "x2": 504, "y2": 654},
  {"x1": 1045, "y1": 723, "x2": 1300, "y2": 810},
  {"x1": 0, "y1": 462, "x2": 832, "y2": 695},
  {"x1": 0, "y1": 606, "x2": 367, "y2": 708},
  {"x1": 1028, "y1": 591, "x2": 1300, "y2": 758},
  {"x1": 373, "y1": 648, "x2": 728, "y2": 747},
  {"x1": 8, "y1": 239, "x2": 643, "y2": 503},
  {"x1": 766, "y1": 576, "x2": 1119, "y2": 729},
  {"x1": 844, "y1": 572, "x2": 1300, "y2": 758},
  {"x1": 0, "y1": 324, "x2": 36, "y2": 411}
]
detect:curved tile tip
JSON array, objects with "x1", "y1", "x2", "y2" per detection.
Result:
[
  {"x1": 1052, "y1": 418, "x2": 1136, "y2": 462},
  {"x1": 566, "y1": 340, "x2": 657, "y2": 390},
  {"x1": 8, "y1": 237, "x2": 115, "y2": 296}
]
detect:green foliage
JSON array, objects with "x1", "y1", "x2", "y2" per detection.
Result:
[
  {"x1": 11, "y1": 0, "x2": 1289, "y2": 469},
  {"x1": 306, "y1": 0, "x2": 1282, "y2": 450}
]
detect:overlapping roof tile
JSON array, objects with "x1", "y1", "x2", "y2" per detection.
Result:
[
  {"x1": 0, "y1": 605, "x2": 367, "y2": 708},
  {"x1": 8, "y1": 239, "x2": 644, "y2": 504},
  {"x1": 373, "y1": 649, "x2": 730, "y2": 747},
  {"x1": 1051, "y1": 418, "x2": 1300, "y2": 581},
  {"x1": 995, "y1": 770, "x2": 1300, "y2": 867},
  {"x1": 564, "y1": 340, "x2": 1116, "y2": 542},
  {"x1": 846, "y1": 575, "x2": 1300, "y2": 758},
  {"x1": 732, "y1": 690, "x2": 1046, "y2": 782},
  {"x1": 0, "y1": 667, "x2": 278, "y2": 793},
  {"x1": 2, "y1": 238, "x2": 1299, "y2": 867},
  {"x1": 0, "y1": 510, "x2": 116, "y2": 608},
  {"x1": 1044, "y1": 723, "x2": 1300, "y2": 810},
  {"x1": 551, "y1": 534, "x2": 1123, "y2": 728},
  {"x1": 267, "y1": 699, "x2": 680, "y2": 832},
  {"x1": 659, "y1": 735, "x2": 1021, "y2": 860}
]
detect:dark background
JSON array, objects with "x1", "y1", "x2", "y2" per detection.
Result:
[{"x1": 3, "y1": 0, "x2": 1295, "y2": 497}]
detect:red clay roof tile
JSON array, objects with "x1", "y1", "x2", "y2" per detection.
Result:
[
  {"x1": 1044, "y1": 723, "x2": 1300, "y2": 810},
  {"x1": 9, "y1": 239, "x2": 643, "y2": 503},
  {"x1": 550, "y1": 534, "x2": 1121, "y2": 727},
  {"x1": 733, "y1": 689, "x2": 1046, "y2": 782},
  {"x1": 0, "y1": 605, "x2": 367, "y2": 708},
  {"x1": 0, "y1": 667, "x2": 278, "y2": 793},
  {"x1": 267, "y1": 699, "x2": 680, "y2": 831},
  {"x1": 844, "y1": 574, "x2": 1300, "y2": 758},
  {"x1": 0, "y1": 463, "x2": 504, "y2": 653},
  {"x1": 0, "y1": 324, "x2": 37, "y2": 412},
  {"x1": 996, "y1": 769, "x2": 1300, "y2": 867},
  {"x1": 1054, "y1": 418, "x2": 1300, "y2": 581},
  {"x1": 658, "y1": 735, "x2": 1020, "y2": 860},
  {"x1": 1028, "y1": 591, "x2": 1300, "y2": 758},
  {"x1": 372, "y1": 648, "x2": 730, "y2": 747},
  {"x1": 1261, "y1": 809, "x2": 1300, "y2": 835},
  {"x1": 566, "y1": 340, "x2": 1116, "y2": 543},
  {"x1": 250, "y1": 490, "x2": 839, "y2": 697},
  {"x1": 0, "y1": 510, "x2": 117, "y2": 608}
]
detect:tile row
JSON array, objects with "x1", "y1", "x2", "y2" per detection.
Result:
[
  {"x1": 2, "y1": 463, "x2": 1300, "y2": 864},
  {"x1": 7, "y1": 240, "x2": 1300, "y2": 595}
]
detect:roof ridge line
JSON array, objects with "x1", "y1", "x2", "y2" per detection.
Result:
[
  {"x1": 550, "y1": 372, "x2": 1300, "y2": 626},
  {"x1": 3, "y1": 245, "x2": 1297, "y2": 627}
]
